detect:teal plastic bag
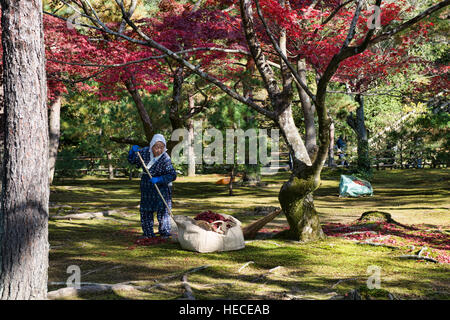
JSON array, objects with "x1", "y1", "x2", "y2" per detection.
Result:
[{"x1": 339, "y1": 175, "x2": 373, "y2": 197}]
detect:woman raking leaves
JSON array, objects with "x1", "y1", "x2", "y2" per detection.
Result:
[{"x1": 128, "y1": 134, "x2": 177, "y2": 239}]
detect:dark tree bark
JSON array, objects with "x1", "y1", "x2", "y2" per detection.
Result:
[
  {"x1": 186, "y1": 117, "x2": 195, "y2": 177},
  {"x1": 167, "y1": 66, "x2": 188, "y2": 158},
  {"x1": 228, "y1": 164, "x2": 235, "y2": 196},
  {"x1": 238, "y1": 59, "x2": 261, "y2": 185},
  {"x1": 109, "y1": 76, "x2": 153, "y2": 148},
  {"x1": 48, "y1": 95, "x2": 61, "y2": 185},
  {"x1": 347, "y1": 94, "x2": 371, "y2": 173},
  {"x1": 168, "y1": 66, "x2": 185, "y2": 136},
  {"x1": 124, "y1": 75, "x2": 154, "y2": 143},
  {"x1": 0, "y1": 0, "x2": 49, "y2": 299}
]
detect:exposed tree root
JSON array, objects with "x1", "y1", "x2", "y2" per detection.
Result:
[
  {"x1": 357, "y1": 211, "x2": 417, "y2": 230},
  {"x1": 181, "y1": 274, "x2": 195, "y2": 300},
  {"x1": 356, "y1": 241, "x2": 398, "y2": 249},
  {"x1": 342, "y1": 231, "x2": 377, "y2": 237},
  {"x1": 50, "y1": 210, "x2": 118, "y2": 220},
  {"x1": 251, "y1": 266, "x2": 284, "y2": 282},
  {"x1": 397, "y1": 255, "x2": 439, "y2": 263},
  {"x1": 47, "y1": 283, "x2": 138, "y2": 299},
  {"x1": 331, "y1": 278, "x2": 358, "y2": 289},
  {"x1": 397, "y1": 246, "x2": 439, "y2": 263},
  {"x1": 47, "y1": 265, "x2": 211, "y2": 299},
  {"x1": 238, "y1": 261, "x2": 254, "y2": 273}
]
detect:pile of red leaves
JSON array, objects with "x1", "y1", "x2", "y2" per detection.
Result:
[
  {"x1": 132, "y1": 236, "x2": 169, "y2": 247},
  {"x1": 115, "y1": 229, "x2": 172, "y2": 249},
  {"x1": 194, "y1": 210, "x2": 229, "y2": 223},
  {"x1": 322, "y1": 222, "x2": 450, "y2": 264},
  {"x1": 258, "y1": 226, "x2": 290, "y2": 234},
  {"x1": 254, "y1": 222, "x2": 450, "y2": 264},
  {"x1": 194, "y1": 210, "x2": 234, "y2": 232}
]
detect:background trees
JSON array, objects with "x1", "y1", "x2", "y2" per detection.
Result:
[
  {"x1": 0, "y1": 0, "x2": 446, "y2": 300},
  {"x1": 41, "y1": 0, "x2": 449, "y2": 241}
]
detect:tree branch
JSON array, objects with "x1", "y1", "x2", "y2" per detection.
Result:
[
  {"x1": 322, "y1": 0, "x2": 355, "y2": 26},
  {"x1": 369, "y1": 0, "x2": 450, "y2": 45},
  {"x1": 254, "y1": 0, "x2": 316, "y2": 103},
  {"x1": 113, "y1": 0, "x2": 278, "y2": 120},
  {"x1": 338, "y1": 0, "x2": 364, "y2": 53},
  {"x1": 239, "y1": 0, "x2": 282, "y2": 104},
  {"x1": 311, "y1": 0, "x2": 375, "y2": 177},
  {"x1": 118, "y1": 0, "x2": 137, "y2": 33},
  {"x1": 109, "y1": 136, "x2": 148, "y2": 146}
]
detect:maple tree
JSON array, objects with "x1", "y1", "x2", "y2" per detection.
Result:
[{"x1": 44, "y1": 0, "x2": 449, "y2": 241}]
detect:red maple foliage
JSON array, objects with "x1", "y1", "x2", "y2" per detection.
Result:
[{"x1": 39, "y1": 0, "x2": 446, "y2": 106}]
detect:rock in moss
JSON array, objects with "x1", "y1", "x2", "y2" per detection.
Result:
[{"x1": 358, "y1": 211, "x2": 393, "y2": 223}]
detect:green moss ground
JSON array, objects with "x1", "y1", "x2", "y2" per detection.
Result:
[{"x1": 48, "y1": 168, "x2": 450, "y2": 299}]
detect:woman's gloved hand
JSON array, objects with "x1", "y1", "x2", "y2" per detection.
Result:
[
  {"x1": 150, "y1": 176, "x2": 163, "y2": 184},
  {"x1": 129, "y1": 145, "x2": 141, "y2": 157},
  {"x1": 131, "y1": 145, "x2": 141, "y2": 153}
]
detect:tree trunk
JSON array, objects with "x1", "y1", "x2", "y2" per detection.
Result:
[
  {"x1": 328, "y1": 120, "x2": 335, "y2": 167},
  {"x1": 107, "y1": 151, "x2": 114, "y2": 179},
  {"x1": 355, "y1": 95, "x2": 370, "y2": 173},
  {"x1": 124, "y1": 76, "x2": 154, "y2": 143},
  {"x1": 278, "y1": 178, "x2": 325, "y2": 242},
  {"x1": 0, "y1": 0, "x2": 49, "y2": 299},
  {"x1": 296, "y1": 59, "x2": 317, "y2": 159},
  {"x1": 241, "y1": 115, "x2": 261, "y2": 185},
  {"x1": 186, "y1": 96, "x2": 196, "y2": 177},
  {"x1": 347, "y1": 94, "x2": 371, "y2": 174},
  {"x1": 186, "y1": 118, "x2": 195, "y2": 177},
  {"x1": 167, "y1": 66, "x2": 186, "y2": 156},
  {"x1": 399, "y1": 139, "x2": 404, "y2": 169},
  {"x1": 48, "y1": 95, "x2": 61, "y2": 185},
  {"x1": 239, "y1": 0, "x2": 326, "y2": 242},
  {"x1": 275, "y1": 105, "x2": 325, "y2": 242},
  {"x1": 228, "y1": 164, "x2": 235, "y2": 196}
]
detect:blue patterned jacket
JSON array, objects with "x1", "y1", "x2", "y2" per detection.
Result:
[{"x1": 128, "y1": 147, "x2": 177, "y2": 211}]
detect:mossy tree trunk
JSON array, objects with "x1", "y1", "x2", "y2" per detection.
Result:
[
  {"x1": 275, "y1": 106, "x2": 326, "y2": 241},
  {"x1": 278, "y1": 175, "x2": 325, "y2": 241}
]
